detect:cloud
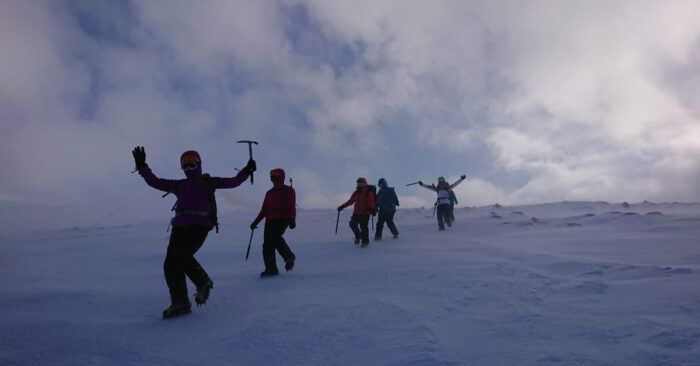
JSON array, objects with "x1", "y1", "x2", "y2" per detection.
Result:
[{"x1": 1, "y1": 0, "x2": 699, "y2": 231}]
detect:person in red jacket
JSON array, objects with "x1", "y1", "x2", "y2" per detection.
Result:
[
  {"x1": 337, "y1": 177, "x2": 376, "y2": 247},
  {"x1": 250, "y1": 169, "x2": 297, "y2": 277}
]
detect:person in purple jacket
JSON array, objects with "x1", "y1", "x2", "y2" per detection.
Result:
[{"x1": 132, "y1": 146, "x2": 255, "y2": 319}]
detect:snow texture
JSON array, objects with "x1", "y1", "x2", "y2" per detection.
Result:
[{"x1": 1, "y1": 201, "x2": 699, "y2": 365}]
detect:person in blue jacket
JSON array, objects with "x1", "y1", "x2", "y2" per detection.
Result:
[
  {"x1": 449, "y1": 189, "x2": 458, "y2": 222},
  {"x1": 374, "y1": 178, "x2": 400, "y2": 240}
]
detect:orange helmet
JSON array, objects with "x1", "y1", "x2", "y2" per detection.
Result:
[{"x1": 180, "y1": 151, "x2": 201, "y2": 165}]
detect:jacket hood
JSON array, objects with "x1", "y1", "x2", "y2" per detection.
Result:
[{"x1": 378, "y1": 178, "x2": 388, "y2": 187}]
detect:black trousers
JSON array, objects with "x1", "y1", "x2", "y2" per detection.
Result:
[
  {"x1": 375, "y1": 210, "x2": 399, "y2": 238},
  {"x1": 437, "y1": 204, "x2": 452, "y2": 229},
  {"x1": 164, "y1": 226, "x2": 210, "y2": 304},
  {"x1": 263, "y1": 219, "x2": 295, "y2": 272},
  {"x1": 350, "y1": 214, "x2": 370, "y2": 243}
]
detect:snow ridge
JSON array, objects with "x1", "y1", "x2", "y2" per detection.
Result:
[{"x1": 1, "y1": 202, "x2": 699, "y2": 365}]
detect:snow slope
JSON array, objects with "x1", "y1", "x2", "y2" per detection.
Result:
[{"x1": 1, "y1": 201, "x2": 699, "y2": 365}]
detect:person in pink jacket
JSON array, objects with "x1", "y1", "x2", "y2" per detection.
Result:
[{"x1": 132, "y1": 146, "x2": 255, "y2": 318}]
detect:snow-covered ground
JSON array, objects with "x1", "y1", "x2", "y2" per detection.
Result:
[{"x1": 1, "y1": 201, "x2": 699, "y2": 365}]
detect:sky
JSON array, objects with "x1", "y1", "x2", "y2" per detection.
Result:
[{"x1": 1, "y1": 0, "x2": 699, "y2": 225}]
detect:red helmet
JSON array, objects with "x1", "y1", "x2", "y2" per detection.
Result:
[{"x1": 270, "y1": 168, "x2": 285, "y2": 180}]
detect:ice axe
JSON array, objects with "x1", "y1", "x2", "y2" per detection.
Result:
[
  {"x1": 237, "y1": 140, "x2": 258, "y2": 184},
  {"x1": 245, "y1": 227, "x2": 256, "y2": 260},
  {"x1": 406, "y1": 181, "x2": 421, "y2": 186}
]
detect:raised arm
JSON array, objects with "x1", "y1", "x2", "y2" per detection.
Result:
[
  {"x1": 211, "y1": 170, "x2": 249, "y2": 189},
  {"x1": 450, "y1": 175, "x2": 467, "y2": 189},
  {"x1": 138, "y1": 165, "x2": 180, "y2": 193},
  {"x1": 419, "y1": 182, "x2": 438, "y2": 192},
  {"x1": 211, "y1": 159, "x2": 255, "y2": 189},
  {"x1": 132, "y1": 146, "x2": 180, "y2": 193}
]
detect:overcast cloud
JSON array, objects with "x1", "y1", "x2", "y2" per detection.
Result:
[{"x1": 1, "y1": 0, "x2": 699, "y2": 225}]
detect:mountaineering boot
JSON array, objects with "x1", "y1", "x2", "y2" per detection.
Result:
[
  {"x1": 361, "y1": 241, "x2": 369, "y2": 248},
  {"x1": 393, "y1": 234, "x2": 399, "y2": 239},
  {"x1": 163, "y1": 301, "x2": 192, "y2": 319},
  {"x1": 260, "y1": 269, "x2": 279, "y2": 278},
  {"x1": 285, "y1": 255, "x2": 295, "y2": 271},
  {"x1": 354, "y1": 238, "x2": 360, "y2": 245},
  {"x1": 374, "y1": 236, "x2": 382, "y2": 241},
  {"x1": 194, "y1": 280, "x2": 213, "y2": 306}
]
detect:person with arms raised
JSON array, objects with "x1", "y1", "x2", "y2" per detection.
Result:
[
  {"x1": 132, "y1": 146, "x2": 255, "y2": 318},
  {"x1": 419, "y1": 175, "x2": 466, "y2": 231}
]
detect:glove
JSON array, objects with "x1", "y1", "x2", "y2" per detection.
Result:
[
  {"x1": 460, "y1": 174, "x2": 466, "y2": 180},
  {"x1": 337, "y1": 205, "x2": 343, "y2": 212},
  {"x1": 132, "y1": 146, "x2": 146, "y2": 169},
  {"x1": 418, "y1": 181, "x2": 423, "y2": 186},
  {"x1": 250, "y1": 222, "x2": 257, "y2": 230},
  {"x1": 289, "y1": 219, "x2": 296, "y2": 229},
  {"x1": 243, "y1": 159, "x2": 257, "y2": 174}
]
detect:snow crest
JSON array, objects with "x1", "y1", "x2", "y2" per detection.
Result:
[{"x1": 1, "y1": 202, "x2": 699, "y2": 365}]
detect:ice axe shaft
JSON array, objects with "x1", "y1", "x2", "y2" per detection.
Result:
[
  {"x1": 237, "y1": 140, "x2": 258, "y2": 184},
  {"x1": 245, "y1": 228, "x2": 256, "y2": 260},
  {"x1": 335, "y1": 210, "x2": 340, "y2": 235},
  {"x1": 406, "y1": 182, "x2": 421, "y2": 186}
]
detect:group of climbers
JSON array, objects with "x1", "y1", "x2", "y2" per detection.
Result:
[
  {"x1": 336, "y1": 174, "x2": 464, "y2": 243},
  {"x1": 132, "y1": 146, "x2": 296, "y2": 318},
  {"x1": 337, "y1": 177, "x2": 400, "y2": 247},
  {"x1": 132, "y1": 145, "x2": 465, "y2": 318}
]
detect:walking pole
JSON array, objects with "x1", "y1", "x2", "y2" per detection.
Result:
[
  {"x1": 406, "y1": 182, "x2": 420, "y2": 186},
  {"x1": 371, "y1": 215, "x2": 374, "y2": 232},
  {"x1": 335, "y1": 210, "x2": 340, "y2": 235},
  {"x1": 245, "y1": 228, "x2": 256, "y2": 260},
  {"x1": 432, "y1": 202, "x2": 437, "y2": 217}
]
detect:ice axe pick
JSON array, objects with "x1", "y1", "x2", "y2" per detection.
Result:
[{"x1": 237, "y1": 140, "x2": 258, "y2": 184}]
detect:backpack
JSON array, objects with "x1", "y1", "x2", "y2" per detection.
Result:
[
  {"x1": 368, "y1": 185, "x2": 377, "y2": 211},
  {"x1": 368, "y1": 184, "x2": 377, "y2": 198},
  {"x1": 162, "y1": 174, "x2": 219, "y2": 233}
]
